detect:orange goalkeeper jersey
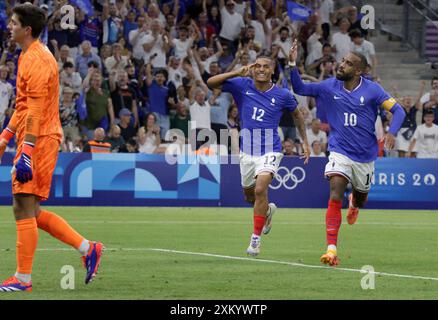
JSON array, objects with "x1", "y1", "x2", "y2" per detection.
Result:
[{"x1": 11, "y1": 40, "x2": 62, "y2": 144}]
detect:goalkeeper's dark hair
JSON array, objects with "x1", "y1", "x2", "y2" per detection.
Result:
[
  {"x1": 13, "y1": 3, "x2": 47, "y2": 39},
  {"x1": 351, "y1": 52, "x2": 368, "y2": 71}
]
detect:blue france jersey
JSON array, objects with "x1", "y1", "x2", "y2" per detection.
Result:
[
  {"x1": 291, "y1": 72, "x2": 396, "y2": 163},
  {"x1": 222, "y1": 77, "x2": 298, "y2": 155}
]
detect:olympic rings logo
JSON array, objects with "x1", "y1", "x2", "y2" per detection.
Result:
[{"x1": 270, "y1": 166, "x2": 306, "y2": 190}]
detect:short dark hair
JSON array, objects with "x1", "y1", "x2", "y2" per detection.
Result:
[
  {"x1": 424, "y1": 108, "x2": 435, "y2": 116},
  {"x1": 154, "y1": 68, "x2": 168, "y2": 79},
  {"x1": 13, "y1": 3, "x2": 47, "y2": 39},
  {"x1": 349, "y1": 29, "x2": 363, "y2": 39},
  {"x1": 351, "y1": 52, "x2": 368, "y2": 71},
  {"x1": 279, "y1": 27, "x2": 289, "y2": 34},
  {"x1": 88, "y1": 60, "x2": 99, "y2": 68},
  {"x1": 432, "y1": 76, "x2": 438, "y2": 84},
  {"x1": 63, "y1": 61, "x2": 74, "y2": 69},
  {"x1": 322, "y1": 43, "x2": 332, "y2": 49}
]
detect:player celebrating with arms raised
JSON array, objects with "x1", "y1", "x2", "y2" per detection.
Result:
[
  {"x1": 288, "y1": 40, "x2": 405, "y2": 266},
  {"x1": 207, "y1": 56, "x2": 310, "y2": 256},
  {"x1": 0, "y1": 4, "x2": 103, "y2": 292}
]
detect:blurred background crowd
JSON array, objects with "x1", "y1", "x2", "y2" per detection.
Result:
[{"x1": 0, "y1": 0, "x2": 437, "y2": 158}]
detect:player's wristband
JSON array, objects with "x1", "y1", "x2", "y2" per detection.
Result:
[
  {"x1": 0, "y1": 128, "x2": 15, "y2": 142},
  {"x1": 288, "y1": 61, "x2": 296, "y2": 68},
  {"x1": 22, "y1": 142, "x2": 35, "y2": 157}
]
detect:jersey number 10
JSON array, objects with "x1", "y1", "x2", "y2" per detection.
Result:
[{"x1": 343, "y1": 113, "x2": 357, "y2": 127}]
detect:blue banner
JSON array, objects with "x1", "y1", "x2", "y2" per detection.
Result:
[
  {"x1": 69, "y1": 0, "x2": 94, "y2": 17},
  {"x1": 0, "y1": 154, "x2": 437, "y2": 209},
  {"x1": 286, "y1": 1, "x2": 312, "y2": 22}
]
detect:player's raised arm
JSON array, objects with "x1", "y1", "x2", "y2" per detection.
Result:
[
  {"x1": 291, "y1": 108, "x2": 310, "y2": 164},
  {"x1": 288, "y1": 39, "x2": 321, "y2": 97},
  {"x1": 206, "y1": 64, "x2": 254, "y2": 89},
  {"x1": 379, "y1": 94, "x2": 406, "y2": 150}
]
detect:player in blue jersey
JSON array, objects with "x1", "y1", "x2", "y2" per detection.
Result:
[
  {"x1": 288, "y1": 40, "x2": 405, "y2": 266},
  {"x1": 207, "y1": 56, "x2": 310, "y2": 256}
]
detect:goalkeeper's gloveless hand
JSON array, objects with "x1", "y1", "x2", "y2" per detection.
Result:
[{"x1": 15, "y1": 142, "x2": 34, "y2": 183}]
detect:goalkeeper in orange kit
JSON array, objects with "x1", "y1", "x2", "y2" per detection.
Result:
[{"x1": 0, "y1": 4, "x2": 103, "y2": 292}]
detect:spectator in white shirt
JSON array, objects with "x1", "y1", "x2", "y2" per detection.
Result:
[
  {"x1": 306, "y1": 118, "x2": 328, "y2": 152},
  {"x1": 60, "y1": 61, "x2": 82, "y2": 94},
  {"x1": 274, "y1": 27, "x2": 293, "y2": 63},
  {"x1": 104, "y1": 42, "x2": 129, "y2": 74},
  {"x1": 331, "y1": 18, "x2": 352, "y2": 63},
  {"x1": 349, "y1": 29, "x2": 377, "y2": 77},
  {"x1": 141, "y1": 19, "x2": 171, "y2": 68},
  {"x1": 129, "y1": 15, "x2": 150, "y2": 62},
  {"x1": 0, "y1": 65, "x2": 13, "y2": 128},
  {"x1": 408, "y1": 109, "x2": 438, "y2": 158},
  {"x1": 310, "y1": 140, "x2": 326, "y2": 157},
  {"x1": 170, "y1": 25, "x2": 194, "y2": 59},
  {"x1": 190, "y1": 85, "x2": 212, "y2": 150},
  {"x1": 318, "y1": 0, "x2": 335, "y2": 41},
  {"x1": 219, "y1": 0, "x2": 245, "y2": 43}
]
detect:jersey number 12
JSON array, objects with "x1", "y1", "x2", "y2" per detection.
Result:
[
  {"x1": 343, "y1": 113, "x2": 357, "y2": 127},
  {"x1": 252, "y1": 107, "x2": 265, "y2": 122}
]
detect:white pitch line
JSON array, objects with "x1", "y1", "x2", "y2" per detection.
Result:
[
  {"x1": 146, "y1": 248, "x2": 438, "y2": 282},
  {"x1": 8, "y1": 247, "x2": 438, "y2": 282}
]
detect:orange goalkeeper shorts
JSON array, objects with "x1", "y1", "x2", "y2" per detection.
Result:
[{"x1": 12, "y1": 135, "x2": 60, "y2": 201}]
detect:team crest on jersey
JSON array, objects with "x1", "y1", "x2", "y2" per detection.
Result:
[{"x1": 360, "y1": 96, "x2": 365, "y2": 106}]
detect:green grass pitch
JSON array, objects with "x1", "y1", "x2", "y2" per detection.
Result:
[{"x1": 0, "y1": 206, "x2": 437, "y2": 299}]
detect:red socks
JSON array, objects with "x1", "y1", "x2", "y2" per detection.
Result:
[
  {"x1": 326, "y1": 199, "x2": 342, "y2": 246},
  {"x1": 253, "y1": 213, "x2": 266, "y2": 236}
]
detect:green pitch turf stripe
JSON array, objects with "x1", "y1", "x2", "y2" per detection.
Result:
[{"x1": 23, "y1": 247, "x2": 438, "y2": 282}]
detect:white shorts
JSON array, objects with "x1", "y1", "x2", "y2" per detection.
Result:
[
  {"x1": 324, "y1": 152, "x2": 374, "y2": 193},
  {"x1": 240, "y1": 152, "x2": 284, "y2": 188}
]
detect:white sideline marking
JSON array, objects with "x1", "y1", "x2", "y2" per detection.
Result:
[{"x1": 5, "y1": 247, "x2": 437, "y2": 282}]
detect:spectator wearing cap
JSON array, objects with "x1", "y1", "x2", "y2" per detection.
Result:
[
  {"x1": 83, "y1": 127, "x2": 112, "y2": 153},
  {"x1": 60, "y1": 61, "x2": 82, "y2": 94},
  {"x1": 59, "y1": 86, "x2": 81, "y2": 145},
  {"x1": 118, "y1": 108, "x2": 137, "y2": 143},
  {"x1": 82, "y1": 71, "x2": 115, "y2": 139},
  {"x1": 146, "y1": 64, "x2": 175, "y2": 140},
  {"x1": 109, "y1": 70, "x2": 139, "y2": 127},
  {"x1": 76, "y1": 40, "x2": 102, "y2": 79},
  {"x1": 105, "y1": 42, "x2": 129, "y2": 75}
]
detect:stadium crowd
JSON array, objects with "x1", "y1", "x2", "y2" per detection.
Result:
[{"x1": 0, "y1": 0, "x2": 437, "y2": 158}]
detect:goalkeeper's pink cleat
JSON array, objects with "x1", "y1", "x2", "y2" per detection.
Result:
[
  {"x1": 82, "y1": 241, "x2": 104, "y2": 284},
  {"x1": 0, "y1": 276, "x2": 32, "y2": 292}
]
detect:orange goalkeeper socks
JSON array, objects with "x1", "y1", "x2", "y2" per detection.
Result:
[
  {"x1": 16, "y1": 218, "x2": 38, "y2": 275},
  {"x1": 36, "y1": 210, "x2": 87, "y2": 253}
]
